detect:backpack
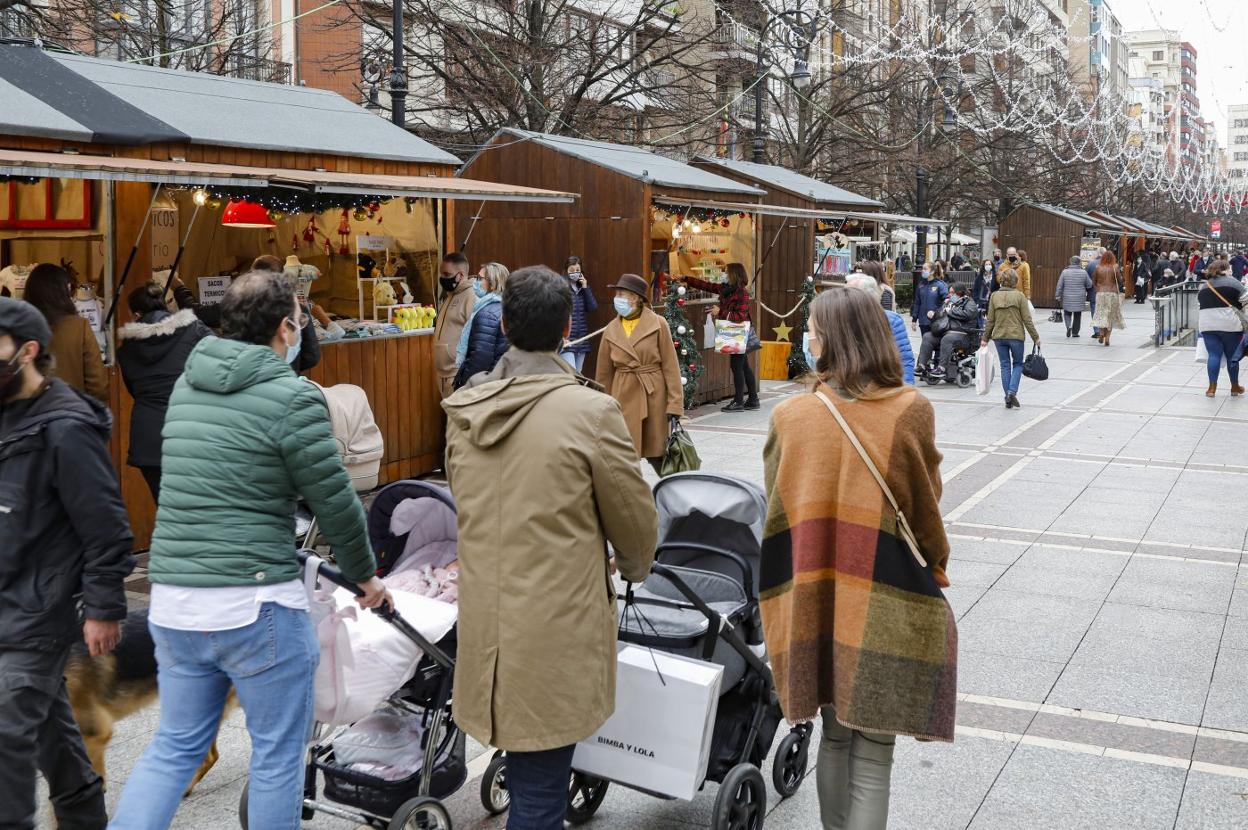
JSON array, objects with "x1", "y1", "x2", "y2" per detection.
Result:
[{"x1": 309, "y1": 381, "x2": 384, "y2": 491}]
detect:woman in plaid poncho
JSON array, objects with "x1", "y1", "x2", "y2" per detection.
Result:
[{"x1": 760, "y1": 286, "x2": 957, "y2": 830}]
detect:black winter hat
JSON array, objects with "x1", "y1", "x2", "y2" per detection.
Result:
[{"x1": 0, "y1": 297, "x2": 53, "y2": 350}]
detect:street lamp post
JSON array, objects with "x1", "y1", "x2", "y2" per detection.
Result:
[
  {"x1": 751, "y1": 11, "x2": 815, "y2": 164},
  {"x1": 915, "y1": 168, "x2": 930, "y2": 280},
  {"x1": 389, "y1": 0, "x2": 408, "y2": 127}
]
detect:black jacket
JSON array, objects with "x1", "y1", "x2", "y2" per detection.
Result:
[
  {"x1": 117, "y1": 308, "x2": 212, "y2": 468},
  {"x1": 454, "y1": 302, "x2": 510, "y2": 389},
  {"x1": 946, "y1": 295, "x2": 981, "y2": 334},
  {"x1": 0, "y1": 380, "x2": 134, "y2": 651},
  {"x1": 565, "y1": 279, "x2": 599, "y2": 355}
]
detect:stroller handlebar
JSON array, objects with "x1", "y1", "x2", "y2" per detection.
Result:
[{"x1": 297, "y1": 548, "x2": 367, "y2": 598}]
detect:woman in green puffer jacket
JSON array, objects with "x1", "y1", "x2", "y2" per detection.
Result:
[{"x1": 110, "y1": 271, "x2": 389, "y2": 830}]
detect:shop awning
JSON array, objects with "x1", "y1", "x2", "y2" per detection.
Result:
[
  {"x1": 948, "y1": 232, "x2": 978, "y2": 245},
  {"x1": 653, "y1": 195, "x2": 946, "y2": 226},
  {"x1": 0, "y1": 149, "x2": 577, "y2": 203},
  {"x1": 890, "y1": 228, "x2": 917, "y2": 243}
]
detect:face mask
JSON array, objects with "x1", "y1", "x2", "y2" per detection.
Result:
[
  {"x1": 284, "y1": 318, "x2": 302, "y2": 365},
  {"x1": 472, "y1": 279, "x2": 488, "y2": 299},
  {"x1": 439, "y1": 275, "x2": 459, "y2": 293},
  {"x1": 613, "y1": 297, "x2": 636, "y2": 318},
  {"x1": 922, "y1": 270, "x2": 932, "y2": 280},
  {"x1": 0, "y1": 349, "x2": 25, "y2": 397},
  {"x1": 803, "y1": 332, "x2": 821, "y2": 372},
  {"x1": 1008, "y1": 255, "x2": 1018, "y2": 263}
]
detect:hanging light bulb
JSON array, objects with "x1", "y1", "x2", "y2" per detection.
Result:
[
  {"x1": 691, "y1": 221, "x2": 702, "y2": 234},
  {"x1": 192, "y1": 189, "x2": 209, "y2": 206},
  {"x1": 672, "y1": 225, "x2": 681, "y2": 239}
]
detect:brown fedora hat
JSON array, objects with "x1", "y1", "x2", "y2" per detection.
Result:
[{"x1": 608, "y1": 273, "x2": 650, "y2": 299}]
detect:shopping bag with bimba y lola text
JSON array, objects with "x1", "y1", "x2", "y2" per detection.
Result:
[
  {"x1": 975, "y1": 344, "x2": 998, "y2": 396},
  {"x1": 572, "y1": 644, "x2": 723, "y2": 800},
  {"x1": 713, "y1": 319, "x2": 750, "y2": 354}
]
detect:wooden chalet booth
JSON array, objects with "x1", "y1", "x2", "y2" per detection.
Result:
[
  {"x1": 999, "y1": 203, "x2": 1128, "y2": 308},
  {"x1": 455, "y1": 128, "x2": 764, "y2": 405},
  {"x1": 0, "y1": 44, "x2": 572, "y2": 547}
]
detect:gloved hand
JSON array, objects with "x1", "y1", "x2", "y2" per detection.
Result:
[{"x1": 669, "y1": 414, "x2": 681, "y2": 434}]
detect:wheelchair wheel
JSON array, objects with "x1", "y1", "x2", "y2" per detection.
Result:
[
  {"x1": 772, "y1": 727, "x2": 811, "y2": 798},
  {"x1": 924, "y1": 371, "x2": 943, "y2": 386},
  {"x1": 566, "y1": 771, "x2": 609, "y2": 824},
  {"x1": 712, "y1": 763, "x2": 766, "y2": 830},
  {"x1": 480, "y1": 751, "x2": 510, "y2": 815},
  {"x1": 388, "y1": 796, "x2": 452, "y2": 830},
  {"x1": 957, "y1": 369, "x2": 974, "y2": 388}
]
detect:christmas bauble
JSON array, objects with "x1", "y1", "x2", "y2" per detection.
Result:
[
  {"x1": 680, "y1": 349, "x2": 687, "y2": 356},
  {"x1": 677, "y1": 299, "x2": 685, "y2": 306},
  {"x1": 353, "y1": 207, "x2": 369, "y2": 221},
  {"x1": 688, "y1": 363, "x2": 696, "y2": 370},
  {"x1": 676, "y1": 325, "x2": 687, "y2": 335},
  {"x1": 676, "y1": 286, "x2": 686, "y2": 296},
  {"x1": 680, "y1": 376, "x2": 688, "y2": 385}
]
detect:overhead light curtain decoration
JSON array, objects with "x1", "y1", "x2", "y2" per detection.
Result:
[{"x1": 652, "y1": 201, "x2": 753, "y2": 230}]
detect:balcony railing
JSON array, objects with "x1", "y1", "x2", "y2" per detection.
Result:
[
  {"x1": 229, "y1": 57, "x2": 293, "y2": 85},
  {"x1": 710, "y1": 21, "x2": 759, "y2": 61}
]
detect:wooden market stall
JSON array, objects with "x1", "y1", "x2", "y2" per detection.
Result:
[
  {"x1": 999, "y1": 202, "x2": 1122, "y2": 307},
  {"x1": 0, "y1": 44, "x2": 573, "y2": 547},
  {"x1": 454, "y1": 128, "x2": 764, "y2": 405}
]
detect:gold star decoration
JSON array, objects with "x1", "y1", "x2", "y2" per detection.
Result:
[{"x1": 772, "y1": 323, "x2": 793, "y2": 341}]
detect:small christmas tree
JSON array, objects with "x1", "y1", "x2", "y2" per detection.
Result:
[
  {"x1": 661, "y1": 276, "x2": 704, "y2": 409},
  {"x1": 787, "y1": 276, "x2": 817, "y2": 379}
]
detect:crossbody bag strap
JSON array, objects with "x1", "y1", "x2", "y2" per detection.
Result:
[
  {"x1": 813, "y1": 390, "x2": 928, "y2": 569},
  {"x1": 1208, "y1": 283, "x2": 1248, "y2": 327}
]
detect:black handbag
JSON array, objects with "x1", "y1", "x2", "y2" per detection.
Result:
[
  {"x1": 928, "y1": 311, "x2": 951, "y2": 337},
  {"x1": 1022, "y1": 346, "x2": 1049, "y2": 381},
  {"x1": 746, "y1": 326, "x2": 762, "y2": 353}
]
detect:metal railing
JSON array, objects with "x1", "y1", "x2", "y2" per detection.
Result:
[
  {"x1": 711, "y1": 21, "x2": 759, "y2": 57},
  {"x1": 1149, "y1": 279, "x2": 1201, "y2": 347}
]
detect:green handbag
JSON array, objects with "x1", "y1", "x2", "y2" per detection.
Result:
[{"x1": 660, "y1": 422, "x2": 702, "y2": 477}]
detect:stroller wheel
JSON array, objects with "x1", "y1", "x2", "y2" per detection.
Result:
[
  {"x1": 566, "y1": 771, "x2": 609, "y2": 824},
  {"x1": 480, "y1": 751, "x2": 510, "y2": 815},
  {"x1": 957, "y1": 369, "x2": 974, "y2": 389},
  {"x1": 713, "y1": 764, "x2": 766, "y2": 830},
  {"x1": 237, "y1": 781, "x2": 249, "y2": 830},
  {"x1": 388, "y1": 796, "x2": 452, "y2": 830},
  {"x1": 772, "y1": 728, "x2": 811, "y2": 798}
]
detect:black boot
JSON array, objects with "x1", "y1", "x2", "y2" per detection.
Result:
[{"x1": 722, "y1": 401, "x2": 745, "y2": 412}]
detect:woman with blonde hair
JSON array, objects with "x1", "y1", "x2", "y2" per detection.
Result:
[
  {"x1": 453, "y1": 262, "x2": 510, "y2": 388},
  {"x1": 766, "y1": 286, "x2": 955, "y2": 830},
  {"x1": 982, "y1": 268, "x2": 1040, "y2": 408},
  {"x1": 1090, "y1": 251, "x2": 1125, "y2": 346}
]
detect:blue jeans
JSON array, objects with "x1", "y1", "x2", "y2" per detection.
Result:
[
  {"x1": 1202, "y1": 331, "x2": 1244, "y2": 385},
  {"x1": 506, "y1": 744, "x2": 575, "y2": 830},
  {"x1": 559, "y1": 350, "x2": 587, "y2": 373},
  {"x1": 995, "y1": 339, "x2": 1025, "y2": 397},
  {"x1": 109, "y1": 604, "x2": 318, "y2": 830}
]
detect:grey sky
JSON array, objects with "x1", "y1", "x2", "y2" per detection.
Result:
[{"x1": 1115, "y1": 0, "x2": 1247, "y2": 143}]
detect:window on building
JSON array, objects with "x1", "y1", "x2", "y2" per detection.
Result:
[{"x1": 1152, "y1": 50, "x2": 1164, "y2": 61}]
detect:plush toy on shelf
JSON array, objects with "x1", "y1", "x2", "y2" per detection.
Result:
[{"x1": 373, "y1": 279, "x2": 397, "y2": 307}]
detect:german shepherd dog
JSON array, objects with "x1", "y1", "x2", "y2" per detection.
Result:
[{"x1": 64, "y1": 609, "x2": 227, "y2": 795}]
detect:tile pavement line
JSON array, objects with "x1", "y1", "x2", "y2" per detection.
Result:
[
  {"x1": 947, "y1": 523, "x2": 1245, "y2": 559},
  {"x1": 941, "y1": 453, "x2": 1037, "y2": 523}
]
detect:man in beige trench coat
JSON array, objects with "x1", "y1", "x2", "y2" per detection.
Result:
[
  {"x1": 442, "y1": 265, "x2": 658, "y2": 830},
  {"x1": 433, "y1": 252, "x2": 476, "y2": 399}
]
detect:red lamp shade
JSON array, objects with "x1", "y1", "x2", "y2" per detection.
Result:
[{"x1": 221, "y1": 199, "x2": 275, "y2": 228}]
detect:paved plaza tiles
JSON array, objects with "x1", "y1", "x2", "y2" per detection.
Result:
[{"x1": 80, "y1": 302, "x2": 1248, "y2": 829}]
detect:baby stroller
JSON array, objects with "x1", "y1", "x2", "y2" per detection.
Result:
[
  {"x1": 239, "y1": 481, "x2": 464, "y2": 830},
  {"x1": 921, "y1": 325, "x2": 983, "y2": 389},
  {"x1": 480, "y1": 472, "x2": 811, "y2": 829}
]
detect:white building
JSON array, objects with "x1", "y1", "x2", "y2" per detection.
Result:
[{"x1": 1228, "y1": 105, "x2": 1248, "y2": 183}]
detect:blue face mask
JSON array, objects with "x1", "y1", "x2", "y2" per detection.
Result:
[
  {"x1": 284, "y1": 317, "x2": 302, "y2": 365},
  {"x1": 802, "y1": 332, "x2": 818, "y2": 371},
  {"x1": 472, "y1": 279, "x2": 488, "y2": 299},
  {"x1": 613, "y1": 297, "x2": 636, "y2": 318}
]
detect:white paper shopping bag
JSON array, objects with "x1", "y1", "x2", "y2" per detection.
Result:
[{"x1": 573, "y1": 645, "x2": 723, "y2": 800}]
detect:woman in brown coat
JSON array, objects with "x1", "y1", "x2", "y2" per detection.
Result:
[
  {"x1": 596, "y1": 273, "x2": 683, "y2": 470},
  {"x1": 23, "y1": 263, "x2": 108, "y2": 401}
]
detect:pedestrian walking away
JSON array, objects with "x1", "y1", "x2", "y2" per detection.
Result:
[
  {"x1": 983, "y1": 268, "x2": 1040, "y2": 409},
  {"x1": 595, "y1": 273, "x2": 684, "y2": 472},
  {"x1": 1091, "y1": 252, "x2": 1125, "y2": 347},
  {"x1": 442, "y1": 265, "x2": 658, "y2": 830},
  {"x1": 760, "y1": 286, "x2": 955, "y2": 830},
  {"x1": 0, "y1": 297, "x2": 135, "y2": 830},
  {"x1": 22, "y1": 262, "x2": 108, "y2": 401},
  {"x1": 433, "y1": 252, "x2": 476, "y2": 399},
  {"x1": 1056, "y1": 255, "x2": 1093, "y2": 338},
  {"x1": 683, "y1": 263, "x2": 759, "y2": 411},
  {"x1": 108, "y1": 271, "x2": 390, "y2": 830},
  {"x1": 846, "y1": 273, "x2": 915, "y2": 384},
  {"x1": 558, "y1": 256, "x2": 598, "y2": 373},
  {"x1": 117, "y1": 280, "x2": 212, "y2": 503},
  {"x1": 910, "y1": 261, "x2": 949, "y2": 336},
  {"x1": 453, "y1": 262, "x2": 510, "y2": 389},
  {"x1": 1196, "y1": 259, "x2": 1248, "y2": 397}
]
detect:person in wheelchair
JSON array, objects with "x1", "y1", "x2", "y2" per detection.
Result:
[{"x1": 917, "y1": 282, "x2": 979, "y2": 381}]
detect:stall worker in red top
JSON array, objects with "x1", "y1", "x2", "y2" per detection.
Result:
[{"x1": 681, "y1": 262, "x2": 759, "y2": 412}]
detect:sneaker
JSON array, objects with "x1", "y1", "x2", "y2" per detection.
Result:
[
  {"x1": 928, "y1": 367, "x2": 946, "y2": 378},
  {"x1": 721, "y1": 401, "x2": 746, "y2": 412},
  {"x1": 744, "y1": 399, "x2": 761, "y2": 410}
]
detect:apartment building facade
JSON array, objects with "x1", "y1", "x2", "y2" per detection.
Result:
[
  {"x1": 1227, "y1": 105, "x2": 1248, "y2": 183},
  {"x1": 1125, "y1": 29, "x2": 1210, "y2": 167}
]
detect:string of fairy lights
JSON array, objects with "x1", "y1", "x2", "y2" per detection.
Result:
[{"x1": 737, "y1": 1, "x2": 1245, "y2": 214}]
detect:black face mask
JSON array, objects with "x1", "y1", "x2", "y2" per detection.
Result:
[
  {"x1": 439, "y1": 276, "x2": 459, "y2": 293},
  {"x1": 1008, "y1": 255, "x2": 1018, "y2": 263}
]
